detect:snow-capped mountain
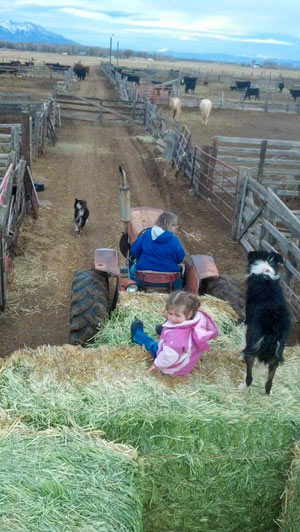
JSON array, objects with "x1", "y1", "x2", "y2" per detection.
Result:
[{"x1": 0, "y1": 20, "x2": 77, "y2": 44}]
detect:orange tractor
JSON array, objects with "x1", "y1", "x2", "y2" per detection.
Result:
[{"x1": 69, "y1": 167, "x2": 242, "y2": 345}]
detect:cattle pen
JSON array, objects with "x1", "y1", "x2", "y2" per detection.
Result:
[{"x1": 102, "y1": 62, "x2": 300, "y2": 326}]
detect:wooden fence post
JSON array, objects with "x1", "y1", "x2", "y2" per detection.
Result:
[
  {"x1": 232, "y1": 166, "x2": 249, "y2": 239},
  {"x1": 21, "y1": 111, "x2": 32, "y2": 170},
  {"x1": 258, "y1": 140, "x2": 268, "y2": 182},
  {"x1": 264, "y1": 92, "x2": 269, "y2": 112},
  {"x1": 34, "y1": 111, "x2": 41, "y2": 155}
]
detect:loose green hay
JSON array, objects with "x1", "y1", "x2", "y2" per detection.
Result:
[
  {"x1": 92, "y1": 292, "x2": 167, "y2": 347},
  {"x1": 0, "y1": 427, "x2": 142, "y2": 532},
  {"x1": 134, "y1": 135, "x2": 155, "y2": 143}
]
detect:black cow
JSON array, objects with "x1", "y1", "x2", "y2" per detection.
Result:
[
  {"x1": 74, "y1": 67, "x2": 86, "y2": 80},
  {"x1": 290, "y1": 89, "x2": 300, "y2": 101},
  {"x1": 46, "y1": 62, "x2": 70, "y2": 71},
  {"x1": 126, "y1": 74, "x2": 140, "y2": 84},
  {"x1": 183, "y1": 76, "x2": 197, "y2": 93},
  {"x1": 236, "y1": 80, "x2": 251, "y2": 89},
  {"x1": 278, "y1": 82, "x2": 284, "y2": 92},
  {"x1": 244, "y1": 88, "x2": 259, "y2": 100},
  {"x1": 203, "y1": 80, "x2": 209, "y2": 86}
]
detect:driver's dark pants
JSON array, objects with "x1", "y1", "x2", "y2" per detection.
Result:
[{"x1": 129, "y1": 264, "x2": 183, "y2": 290}]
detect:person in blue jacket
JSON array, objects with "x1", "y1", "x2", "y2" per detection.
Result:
[{"x1": 129, "y1": 211, "x2": 185, "y2": 290}]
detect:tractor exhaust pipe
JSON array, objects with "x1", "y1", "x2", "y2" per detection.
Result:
[{"x1": 119, "y1": 166, "x2": 131, "y2": 230}]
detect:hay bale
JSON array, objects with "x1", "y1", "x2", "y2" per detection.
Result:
[
  {"x1": 0, "y1": 426, "x2": 142, "y2": 531},
  {"x1": 1, "y1": 293, "x2": 300, "y2": 531},
  {"x1": 1, "y1": 347, "x2": 300, "y2": 531},
  {"x1": 278, "y1": 441, "x2": 300, "y2": 531}
]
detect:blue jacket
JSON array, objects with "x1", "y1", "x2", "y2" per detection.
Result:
[{"x1": 130, "y1": 226, "x2": 185, "y2": 272}]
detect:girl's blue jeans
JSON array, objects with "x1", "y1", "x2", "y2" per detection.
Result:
[
  {"x1": 129, "y1": 263, "x2": 183, "y2": 290},
  {"x1": 133, "y1": 329, "x2": 158, "y2": 359}
]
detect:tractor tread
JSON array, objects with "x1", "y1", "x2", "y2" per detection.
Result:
[{"x1": 69, "y1": 269, "x2": 109, "y2": 345}]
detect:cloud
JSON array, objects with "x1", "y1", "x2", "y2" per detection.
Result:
[
  {"x1": 3, "y1": 0, "x2": 300, "y2": 57},
  {"x1": 59, "y1": 7, "x2": 238, "y2": 34},
  {"x1": 126, "y1": 27, "x2": 294, "y2": 47}
]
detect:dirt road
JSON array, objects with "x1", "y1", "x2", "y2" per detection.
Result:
[{"x1": 0, "y1": 68, "x2": 247, "y2": 358}]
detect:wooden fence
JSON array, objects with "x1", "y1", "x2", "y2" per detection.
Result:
[
  {"x1": 0, "y1": 156, "x2": 38, "y2": 311},
  {"x1": 212, "y1": 136, "x2": 300, "y2": 199},
  {"x1": 0, "y1": 95, "x2": 61, "y2": 311},
  {"x1": 0, "y1": 94, "x2": 61, "y2": 162},
  {"x1": 179, "y1": 94, "x2": 300, "y2": 114},
  {"x1": 232, "y1": 172, "x2": 300, "y2": 319}
]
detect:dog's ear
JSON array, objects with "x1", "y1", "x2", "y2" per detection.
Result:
[
  {"x1": 248, "y1": 251, "x2": 259, "y2": 264},
  {"x1": 272, "y1": 252, "x2": 284, "y2": 265}
]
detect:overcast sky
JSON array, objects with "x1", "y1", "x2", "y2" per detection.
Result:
[{"x1": 1, "y1": 0, "x2": 300, "y2": 59}]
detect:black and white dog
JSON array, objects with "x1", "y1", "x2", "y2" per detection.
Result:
[
  {"x1": 239, "y1": 250, "x2": 291, "y2": 395},
  {"x1": 74, "y1": 199, "x2": 89, "y2": 236}
]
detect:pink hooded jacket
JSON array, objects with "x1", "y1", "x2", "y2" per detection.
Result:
[{"x1": 153, "y1": 310, "x2": 218, "y2": 376}]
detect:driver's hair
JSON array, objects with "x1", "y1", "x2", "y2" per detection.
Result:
[{"x1": 155, "y1": 211, "x2": 178, "y2": 231}]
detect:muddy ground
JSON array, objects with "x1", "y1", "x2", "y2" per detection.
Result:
[{"x1": 0, "y1": 67, "x2": 298, "y2": 357}]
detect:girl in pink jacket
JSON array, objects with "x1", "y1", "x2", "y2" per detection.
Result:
[{"x1": 130, "y1": 291, "x2": 218, "y2": 376}]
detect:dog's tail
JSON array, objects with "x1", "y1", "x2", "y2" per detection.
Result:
[{"x1": 244, "y1": 329, "x2": 285, "y2": 364}]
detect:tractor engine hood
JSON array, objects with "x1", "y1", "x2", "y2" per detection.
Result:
[{"x1": 128, "y1": 207, "x2": 164, "y2": 244}]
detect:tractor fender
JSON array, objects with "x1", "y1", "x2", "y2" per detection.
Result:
[
  {"x1": 186, "y1": 254, "x2": 219, "y2": 294},
  {"x1": 94, "y1": 248, "x2": 120, "y2": 276}
]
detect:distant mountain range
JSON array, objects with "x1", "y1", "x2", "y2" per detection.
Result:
[
  {"x1": 0, "y1": 20, "x2": 77, "y2": 45},
  {"x1": 162, "y1": 50, "x2": 300, "y2": 69},
  {"x1": 1, "y1": 20, "x2": 300, "y2": 69}
]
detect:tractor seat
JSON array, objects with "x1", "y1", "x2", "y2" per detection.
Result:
[{"x1": 135, "y1": 270, "x2": 180, "y2": 292}]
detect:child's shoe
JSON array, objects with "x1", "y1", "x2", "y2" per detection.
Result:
[
  {"x1": 155, "y1": 324, "x2": 163, "y2": 336},
  {"x1": 130, "y1": 319, "x2": 144, "y2": 342}
]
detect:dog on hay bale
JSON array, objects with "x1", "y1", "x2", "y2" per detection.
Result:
[
  {"x1": 74, "y1": 198, "x2": 89, "y2": 237},
  {"x1": 238, "y1": 250, "x2": 291, "y2": 395}
]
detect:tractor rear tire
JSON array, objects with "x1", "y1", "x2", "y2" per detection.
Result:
[
  {"x1": 204, "y1": 276, "x2": 245, "y2": 318},
  {"x1": 69, "y1": 269, "x2": 109, "y2": 345}
]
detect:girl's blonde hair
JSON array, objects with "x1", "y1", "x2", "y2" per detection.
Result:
[
  {"x1": 166, "y1": 291, "x2": 200, "y2": 318},
  {"x1": 156, "y1": 211, "x2": 178, "y2": 231}
]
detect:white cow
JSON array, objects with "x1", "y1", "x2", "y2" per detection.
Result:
[
  {"x1": 199, "y1": 99, "x2": 212, "y2": 126},
  {"x1": 169, "y1": 97, "x2": 181, "y2": 121}
]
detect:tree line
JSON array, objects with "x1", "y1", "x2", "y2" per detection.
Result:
[{"x1": 0, "y1": 40, "x2": 177, "y2": 62}]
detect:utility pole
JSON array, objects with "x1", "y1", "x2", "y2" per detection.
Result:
[
  {"x1": 109, "y1": 36, "x2": 112, "y2": 65},
  {"x1": 116, "y1": 41, "x2": 119, "y2": 68}
]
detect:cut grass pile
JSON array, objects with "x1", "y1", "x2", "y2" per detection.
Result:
[
  {"x1": 0, "y1": 426, "x2": 142, "y2": 532},
  {"x1": 1, "y1": 292, "x2": 300, "y2": 531}
]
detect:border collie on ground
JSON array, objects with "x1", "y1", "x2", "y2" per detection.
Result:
[
  {"x1": 74, "y1": 199, "x2": 89, "y2": 237},
  {"x1": 238, "y1": 250, "x2": 291, "y2": 395}
]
